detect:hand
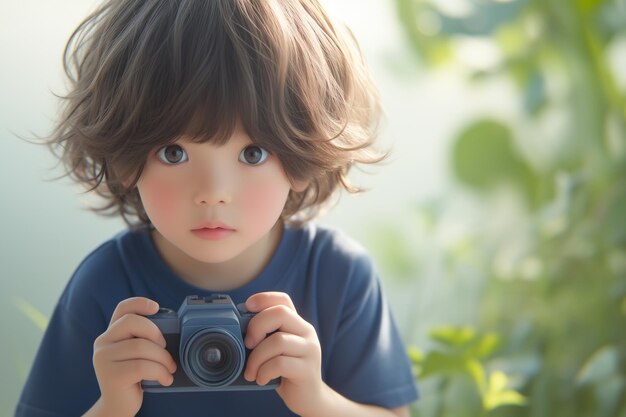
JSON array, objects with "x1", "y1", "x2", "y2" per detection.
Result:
[
  {"x1": 91, "y1": 297, "x2": 177, "y2": 417},
  {"x1": 243, "y1": 292, "x2": 323, "y2": 417}
]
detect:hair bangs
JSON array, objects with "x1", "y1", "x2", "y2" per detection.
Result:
[{"x1": 116, "y1": 0, "x2": 255, "y2": 150}]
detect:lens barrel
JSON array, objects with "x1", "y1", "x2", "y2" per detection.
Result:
[{"x1": 182, "y1": 328, "x2": 245, "y2": 388}]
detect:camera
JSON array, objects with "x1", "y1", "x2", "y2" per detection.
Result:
[{"x1": 141, "y1": 294, "x2": 279, "y2": 392}]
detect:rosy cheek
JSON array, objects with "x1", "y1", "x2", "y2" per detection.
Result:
[
  {"x1": 139, "y1": 176, "x2": 181, "y2": 225},
  {"x1": 241, "y1": 177, "x2": 289, "y2": 223}
]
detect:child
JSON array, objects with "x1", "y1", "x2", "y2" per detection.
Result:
[{"x1": 16, "y1": 0, "x2": 418, "y2": 416}]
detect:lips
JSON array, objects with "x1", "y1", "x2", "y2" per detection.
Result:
[
  {"x1": 191, "y1": 221, "x2": 236, "y2": 241},
  {"x1": 192, "y1": 221, "x2": 235, "y2": 231}
]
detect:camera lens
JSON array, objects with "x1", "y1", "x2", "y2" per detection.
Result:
[
  {"x1": 203, "y1": 347, "x2": 222, "y2": 365},
  {"x1": 182, "y1": 329, "x2": 244, "y2": 388}
]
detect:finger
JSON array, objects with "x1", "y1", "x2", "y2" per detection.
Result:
[
  {"x1": 109, "y1": 359, "x2": 175, "y2": 388},
  {"x1": 244, "y1": 332, "x2": 312, "y2": 382},
  {"x1": 244, "y1": 305, "x2": 315, "y2": 349},
  {"x1": 98, "y1": 314, "x2": 167, "y2": 348},
  {"x1": 255, "y1": 355, "x2": 306, "y2": 386},
  {"x1": 246, "y1": 292, "x2": 296, "y2": 313},
  {"x1": 110, "y1": 297, "x2": 159, "y2": 324},
  {"x1": 97, "y1": 338, "x2": 177, "y2": 374}
]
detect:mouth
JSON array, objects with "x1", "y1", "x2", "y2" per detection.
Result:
[
  {"x1": 191, "y1": 221, "x2": 235, "y2": 231},
  {"x1": 191, "y1": 221, "x2": 236, "y2": 241}
]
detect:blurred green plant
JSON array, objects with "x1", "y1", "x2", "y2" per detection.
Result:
[
  {"x1": 391, "y1": 0, "x2": 626, "y2": 416},
  {"x1": 409, "y1": 327, "x2": 525, "y2": 416}
]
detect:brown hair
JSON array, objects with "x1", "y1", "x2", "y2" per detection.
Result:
[{"x1": 49, "y1": 0, "x2": 384, "y2": 226}]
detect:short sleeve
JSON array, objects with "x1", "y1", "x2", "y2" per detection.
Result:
[
  {"x1": 15, "y1": 301, "x2": 103, "y2": 417},
  {"x1": 324, "y1": 255, "x2": 418, "y2": 409}
]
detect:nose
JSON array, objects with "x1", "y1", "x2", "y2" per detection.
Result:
[{"x1": 192, "y1": 165, "x2": 233, "y2": 206}]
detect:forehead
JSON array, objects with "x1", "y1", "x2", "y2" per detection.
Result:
[{"x1": 176, "y1": 117, "x2": 251, "y2": 145}]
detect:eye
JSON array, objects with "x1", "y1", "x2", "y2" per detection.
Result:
[
  {"x1": 239, "y1": 145, "x2": 269, "y2": 165},
  {"x1": 157, "y1": 145, "x2": 188, "y2": 165}
]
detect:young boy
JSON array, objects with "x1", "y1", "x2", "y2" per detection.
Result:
[{"x1": 16, "y1": 0, "x2": 418, "y2": 416}]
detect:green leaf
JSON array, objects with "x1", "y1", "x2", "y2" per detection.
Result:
[
  {"x1": 408, "y1": 346, "x2": 425, "y2": 364},
  {"x1": 465, "y1": 359, "x2": 487, "y2": 393},
  {"x1": 420, "y1": 352, "x2": 487, "y2": 392},
  {"x1": 13, "y1": 296, "x2": 49, "y2": 331},
  {"x1": 407, "y1": 346, "x2": 425, "y2": 378},
  {"x1": 429, "y1": 326, "x2": 500, "y2": 358},
  {"x1": 452, "y1": 120, "x2": 517, "y2": 190},
  {"x1": 420, "y1": 351, "x2": 469, "y2": 377},
  {"x1": 483, "y1": 371, "x2": 527, "y2": 410},
  {"x1": 484, "y1": 389, "x2": 527, "y2": 411},
  {"x1": 489, "y1": 370, "x2": 508, "y2": 392},
  {"x1": 451, "y1": 119, "x2": 541, "y2": 208},
  {"x1": 465, "y1": 333, "x2": 501, "y2": 359},
  {"x1": 430, "y1": 326, "x2": 476, "y2": 349}
]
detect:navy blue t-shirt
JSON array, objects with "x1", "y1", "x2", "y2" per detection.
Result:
[{"x1": 16, "y1": 223, "x2": 418, "y2": 416}]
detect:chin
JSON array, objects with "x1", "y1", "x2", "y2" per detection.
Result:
[{"x1": 183, "y1": 245, "x2": 244, "y2": 264}]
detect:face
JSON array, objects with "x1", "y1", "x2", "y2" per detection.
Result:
[{"x1": 136, "y1": 125, "x2": 295, "y2": 266}]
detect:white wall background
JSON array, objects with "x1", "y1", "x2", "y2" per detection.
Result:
[{"x1": 0, "y1": 0, "x2": 517, "y2": 413}]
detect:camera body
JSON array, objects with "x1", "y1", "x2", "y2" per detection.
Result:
[{"x1": 141, "y1": 294, "x2": 279, "y2": 392}]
